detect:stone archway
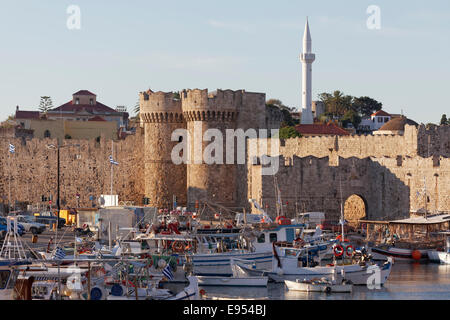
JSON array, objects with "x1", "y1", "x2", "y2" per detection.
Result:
[{"x1": 344, "y1": 194, "x2": 367, "y2": 227}]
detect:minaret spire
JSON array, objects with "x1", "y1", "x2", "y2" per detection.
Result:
[{"x1": 300, "y1": 17, "x2": 315, "y2": 125}]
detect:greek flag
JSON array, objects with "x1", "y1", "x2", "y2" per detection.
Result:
[
  {"x1": 9, "y1": 143, "x2": 15, "y2": 154},
  {"x1": 52, "y1": 247, "x2": 66, "y2": 260},
  {"x1": 162, "y1": 264, "x2": 174, "y2": 281},
  {"x1": 109, "y1": 155, "x2": 119, "y2": 165}
]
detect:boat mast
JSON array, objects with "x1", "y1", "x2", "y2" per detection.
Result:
[{"x1": 339, "y1": 177, "x2": 345, "y2": 242}]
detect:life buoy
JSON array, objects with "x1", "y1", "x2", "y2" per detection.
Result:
[
  {"x1": 346, "y1": 245, "x2": 354, "y2": 257},
  {"x1": 172, "y1": 241, "x2": 185, "y2": 252},
  {"x1": 275, "y1": 216, "x2": 291, "y2": 225},
  {"x1": 334, "y1": 245, "x2": 344, "y2": 257},
  {"x1": 293, "y1": 238, "x2": 305, "y2": 247}
]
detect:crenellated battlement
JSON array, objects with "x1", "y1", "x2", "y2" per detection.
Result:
[{"x1": 139, "y1": 89, "x2": 183, "y2": 123}]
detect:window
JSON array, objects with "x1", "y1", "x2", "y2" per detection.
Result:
[
  {"x1": 89, "y1": 98, "x2": 94, "y2": 105},
  {"x1": 378, "y1": 117, "x2": 383, "y2": 123},
  {"x1": 385, "y1": 117, "x2": 389, "y2": 122},
  {"x1": 75, "y1": 98, "x2": 80, "y2": 105},
  {"x1": 257, "y1": 233, "x2": 265, "y2": 243},
  {"x1": 44, "y1": 130, "x2": 51, "y2": 138},
  {"x1": 0, "y1": 270, "x2": 10, "y2": 289},
  {"x1": 269, "y1": 233, "x2": 277, "y2": 243}
]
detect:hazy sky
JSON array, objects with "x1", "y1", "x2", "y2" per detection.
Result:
[{"x1": 0, "y1": 0, "x2": 449, "y2": 124}]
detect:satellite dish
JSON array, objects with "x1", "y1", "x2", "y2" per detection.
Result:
[{"x1": 98, "y1": 197, "x2": 105, "y2": 206}]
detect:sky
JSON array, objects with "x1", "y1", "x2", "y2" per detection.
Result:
[{"x1": 0, "y1": 0, "x2": 449, "y2": 124}]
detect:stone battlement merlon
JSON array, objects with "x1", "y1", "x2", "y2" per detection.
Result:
[{"x1": 139, "y1": 90, "x2": 182, "y2": 113}]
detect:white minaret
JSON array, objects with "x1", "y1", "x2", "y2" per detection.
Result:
[{"x1": 300, "y1": 17, "x2": 315, "y2": 125}]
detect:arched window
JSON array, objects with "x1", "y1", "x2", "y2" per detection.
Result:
[{"x1": 44, "y1": 130, "x2": 51, "y2": 138}]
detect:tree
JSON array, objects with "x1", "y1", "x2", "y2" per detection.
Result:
[
  {"x1": 133, "y1": 101, "x2": 140, "y2": 115},
  {"x1": 341, "y1": 109, "x2": 362, "y2": 129},
  {"x1": 352, "y1": 96, "x2": 382, "y2": 117},
  {"x1": 39, "y1": 96, "x2": 53, "y2": 113},
  {"x1": 440, "y1": 114, "x2": 448, "y2": 125},
  {"x1": 279, "y1": 126, "x2": 302, "y2": 139},
  {"x1": 266, "y1": 99, "x2": 298, "y2": 127},
  {"x1": 318, "y1": 91, "x2": 353, "y2": 118}
]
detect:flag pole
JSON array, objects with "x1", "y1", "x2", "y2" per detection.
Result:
[
  {"x1": 8, "y1": 145, "x2": 11, "y2": 214},
  {"x1": 110, "y1": 140, "x2": 113, "y2": 197}
]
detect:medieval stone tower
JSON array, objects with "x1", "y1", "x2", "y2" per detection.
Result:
[
  {"x1": 140, "y1": 88, "x2": 280, "y2": 211},
  {"x1": 139, "y1": 90, "x2": 187, "y2": 208},
  {"x1": 182, "y1": 89, "x2": 239, "y2": 209}
]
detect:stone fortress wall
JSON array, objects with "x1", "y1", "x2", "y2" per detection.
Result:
[
  {"x1": 0, "y1": 133, "x2": 145, "y2": 210},
  {"x1": 248, "y1": 124, "x2": 450, "y2": 221},
  {"x1": 1, "y1": 86, "x2": 449, "y2": 222}
]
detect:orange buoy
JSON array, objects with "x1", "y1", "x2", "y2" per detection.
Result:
[{"x1": 411, "y1": 250, "x2": 422, "y2": 261}]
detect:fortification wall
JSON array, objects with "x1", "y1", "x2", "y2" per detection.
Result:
[{"x1": 0, "y1": 133, "x2": 145, "y2": 210}]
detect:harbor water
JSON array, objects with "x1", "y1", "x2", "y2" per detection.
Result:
[{"x1": 195, "y1": 263, "x2": 450, "y2": 300}]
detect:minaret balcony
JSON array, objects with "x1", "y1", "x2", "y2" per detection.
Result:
[{"x1": 300, "y1": 53, "x2": 315, "y2": 63}]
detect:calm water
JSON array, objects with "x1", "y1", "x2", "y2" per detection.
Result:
[{"x1": 198, "y1": 263, "x2": 450, "y2": 300}]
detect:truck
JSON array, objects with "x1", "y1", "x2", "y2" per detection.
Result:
[
  {"x1": 15, "y1": 215, "x2": 46, "y2": 234},
  {"x1": 33, "y1": 212, "x2": 66, "y2": 228}
]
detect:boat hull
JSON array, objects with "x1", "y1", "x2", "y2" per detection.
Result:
[
  {"x1": 235, "y1": 260, "x2": 393, "y2": 286},
  {"x1": 284, "y1": 280, "x2": 352, "y2": 293},
  {"x1": 192, "y1": 251, "x2": 272, "y2": 277},
  {"x1": 197, "y1": 276, "x2": 268, "y2": 287}
]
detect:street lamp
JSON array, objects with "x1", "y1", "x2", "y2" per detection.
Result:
[{"x1": 46, "y1": 143, "x2": 81, "y2": 227}]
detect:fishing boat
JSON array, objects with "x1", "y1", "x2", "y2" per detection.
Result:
[
  {"x1": 362, "y1": 214, "x2": 450, "y2": 263},
  {"x1": 428, "y1": 235, "x2": 450, "y2": 264},
  {"x1": 196, "y1": 259, "x2": 268, "y2": 287},
  {"x1": 285, "y1": 278, "x2": 352, "y2": 293},
  {"x1": 234, "y1": 240, "x2": 393, "y2": 285}
]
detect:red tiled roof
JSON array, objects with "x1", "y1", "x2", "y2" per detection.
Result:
[
  {"x1": 295, "y1": 123, "x2": 350, "y2": 136},
  {"x1": 15, "y1": 110, "x2": 40, "y2": 119},
  {"x1": 88, "y1": 116, "x2": 106, "y2": 121},
  {"x1": 371, "y1": 110, "x2": 391, "y2": 117},
  {"x1": 73, "y1": 90, "x2": 96, "y2": 96},
  {"x1": 49, "y1": 100, "x2": 118, "y2": 113}
]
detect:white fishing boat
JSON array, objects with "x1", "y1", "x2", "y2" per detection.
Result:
[
  {"x1": 234, "y1": 242, "x2": 393, "y2": 285},
  {"x1": 196, "y1": 259, "x2": 268, "y2": 287},
  {"x1": 429, "y1": 235, "x2": 450, "y2": 264},
  {"x1": 106, "y1": 276, "x2": 201, "y2": 300},
  {"x1": 285, "y1": 279, "x2": 352, "y2": 293}
]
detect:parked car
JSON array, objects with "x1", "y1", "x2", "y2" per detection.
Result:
[
  {"x1": 0, "y1": 217, "x2": 25, "y2": 237},
  {"x1": 33, "y1": 213, "x2": 66, "y2": 228},
  {"x1": 14, "y1": 215, "x2": 46, "y2": 234}
]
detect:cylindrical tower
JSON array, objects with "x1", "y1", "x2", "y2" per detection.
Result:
[
  {"x1": 140, "y1": 90, "x2": 186, "y2": 208},
  {"x1": 182, "y1": 89, "x2": 240, "y2": 210},
  {"x1": 300, "y1": 18, "x2": 315, "y2": 125}
]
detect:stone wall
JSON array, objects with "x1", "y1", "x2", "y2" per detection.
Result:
[{"x1": 0, "y1": 132, "x2": 145, "y2": 210}]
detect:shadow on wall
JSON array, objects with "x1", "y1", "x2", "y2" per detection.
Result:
[{"x1": 258, "y1": 156, "x2": 411, "y2": 222}]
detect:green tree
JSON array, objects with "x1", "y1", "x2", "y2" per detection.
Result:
[
  {"x1": 440, "y1": 114, "x2": 448, "y2": 125},
  {"x1": 318, "y1": 91, "x2": 353, "y2": 118},
  {"x1": 266, "y1": 99, "x2": 298, "y2": 127},
  {"x1": 352, "y1": 96, "x2": 382, "y2": 117},
  {"x1": 39, "y1": 96, "x2": 53, "y2": 113},
  {"x1": 279, "y1": 126, "x2": 302, "y2": 139},
  {"x1": 341, "y1": 109, "x2": 362, "y2": 129},
  {"x1": 133, "y1": 101, "x2": 140, "y2": 115}
]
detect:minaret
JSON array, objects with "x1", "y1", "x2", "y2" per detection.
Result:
[{"x1": 300, "y1": 18, "x2": 315, "y2": 124}]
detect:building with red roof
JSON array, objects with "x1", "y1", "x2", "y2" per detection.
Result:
[
  {"x1": 295, "y1": 122, "x2": 350, "y2": 136},
  {"x1": 46, "y1": 90, "x2": 129, "y2": 128}
]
